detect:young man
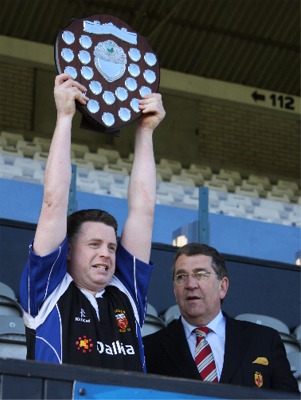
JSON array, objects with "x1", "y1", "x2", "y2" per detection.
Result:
[
  {"x1": 19, "y1": 73, "x2": 165, "y2": 372},
  {"x1": 143, "y1": 243, "x2": 299, "y2": 393}
]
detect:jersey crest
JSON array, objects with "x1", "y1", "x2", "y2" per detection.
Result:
[{"x1": 114, "y1": 308, "x2": 130, "y2": 332}]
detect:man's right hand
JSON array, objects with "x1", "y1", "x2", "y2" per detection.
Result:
[{"x1": 54, "y1": 74, "x2": 89, "y2": 118}]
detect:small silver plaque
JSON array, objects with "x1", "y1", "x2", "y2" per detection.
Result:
[
  {"x1": 144, "y1": 70, "x2": 156, "y2": 84},
  {"x1": 125, "y1": 78, "x2": 137, "y2": 91},
  {"x1": 118, "y1": 108, "x2": 131, "y2": 122},
  {"x1": 128, "y1": 63, "x2": 140, "y2": 77},
  {"x1": 130, "y1": 98, "x2": 140, "y2": 113},
  {"x1": 62, "y1": 31, "x2": 75, "y2": 45},
  {"x1": 140, "y1": 86, "x2": 152, "y2": 97},
  {"x1": 115, "y1": 87, "x2": 128, "y2": 101},
  {"x1": 81, "y1": 66, "x2": 94, "y2": 80},
  {"x1": 89, "y1": 81, "x2": 102, "y2": 95},
  {"x1": 79, "y1": 35, "x2": 92, "y2": 49},
  {"x1": 102, "y1": 112, "x2": 115, "y2": 127},
  {"x1": 128, "y1": 48, "x2": 141, "y2": 62},
  {"x1": 87, "y1": 99, "x2": 100, "y2": 113},
  {"x1": 144, "y1": 52, "x2": 157, "y2": 67},
  {"x1": 103, "y1": 91, "x2": 116, "y2": 105},
  {"x1": 78, "y1": 50, "x2": 91, "y2": 64},
  {"x1": 61, "y1": 48, "x2": 74, "y2": 62},
  {"x1": 64, "y1": 66, "x2": 77, "y2": 79}
]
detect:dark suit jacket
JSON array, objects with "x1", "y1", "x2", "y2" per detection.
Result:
[{"x1": 143, "y1": 315, "x2": 299, "y2": 393}]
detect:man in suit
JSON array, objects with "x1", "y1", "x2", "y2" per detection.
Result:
[{"x1": 143, "y1": 243, "x2": 299, "y2": 393}]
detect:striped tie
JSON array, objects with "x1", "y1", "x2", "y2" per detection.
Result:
[{"x1": 194, "y1": 327, "x2": 218, "y2": 383}]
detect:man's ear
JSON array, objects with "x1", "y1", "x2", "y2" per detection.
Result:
[{"x1": 220, "y1": 277, "x2": 229, "y2": 300}]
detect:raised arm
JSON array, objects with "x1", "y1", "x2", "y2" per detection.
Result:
[
  {"x1": 120, "y1": 93, "x2": 165, "y2": 263},
  {"x1": 33, "y1": 74, "x2": 88, "y2": 256}
]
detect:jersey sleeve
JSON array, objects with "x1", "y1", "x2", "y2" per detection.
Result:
[
  {"x1": 19, "y1": 237, "x2": 69, "y2": 317},
  {"x1": 113, "y1": 243, "x2": 154, "y2": 325}
]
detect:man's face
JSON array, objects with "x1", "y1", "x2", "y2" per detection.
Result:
[
  {"x1": 173, "y1": 254, "x2": 229, "y2": 326},
  {"x1": 67, "y1": 221, "x2": 117, "y2": 295}
]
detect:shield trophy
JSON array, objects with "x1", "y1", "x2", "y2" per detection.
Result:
[{"x1": 55, "y1": 14, "x2": 160, "y2": 134}]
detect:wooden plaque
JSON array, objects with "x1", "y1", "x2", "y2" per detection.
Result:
[{"x1": 55, "y1": 14, "x2": 160, "y2": 134}]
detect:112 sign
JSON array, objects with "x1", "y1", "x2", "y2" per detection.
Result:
[
  {"x1": 269, "y1": 94, "x2": 295, "y2": 111},
  {"x1": 251, "y1": 91, "x2": 295, "y2": 111}
]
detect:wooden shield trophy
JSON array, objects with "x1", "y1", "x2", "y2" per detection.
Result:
[{"x1": 55, "y1": 14, "x2": 160, "y2": 134}]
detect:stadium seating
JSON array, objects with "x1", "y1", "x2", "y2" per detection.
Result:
[
  {"x1": 189, "y1": 164, "x2": 212, "y2": 180},
  {"x1": 156, "y1": 164, "x2": 173, "y2": 181},
  {"x1": 218, "y1": 168, "x2": 242, "y2": 185},
  {"x1": 33, "y1": 151, "x2": 49, "y2": 169},
  {"x1": 76, "y1": 177, "x2": 100, "y2": 193},
  {"x1": 71, "y1": 143, "x2": 90, "y2": 158},
  {"x1": 204, "y1": 181, "x2": 228, "y2": 193},
  {"x1": 103, "y1": 163, "x2": 128, "y2": 177},
  {"x1": 235, "y1": 313, "x2": 290, "y2": 334},
  {"x1": 0, "y1": 315, "x2": 27, "y2": 360},
  {"x1": 0, "y1": 146, "x2": 23, "y2": 164},
  {"x1": 72, "y1": 158, "x2": 94, "y2": 178},
  {"x1": 0, "y1": 164, "x2": 23, "y2": 179},
  {"x1": 225, "y1": 193, "x2": 255, "y2": 212},
  {"x1": 0, "y1": 131, "x2": 24, "y2": 146},
  {"x1": 16, "y1": 140, "x2": 42, "y2": 157},
  {"x1": 0, "y1": 282, "x2": 23, "y2": 317},
  {"x1": 33, "y1": 137, "x2": 52, "y2": 152},
  {"x1": 170, "y1": 175, "x2": 195, "y2": 193},
  {"x1": 0, "y1": 139, "x2": 299, "y2": 227},
  {"x1": 108, "y1": 181, "x2": 129, "y2": 198},
  {"x1": 180, "y1": 168, "x2": 204, "y2": 186},
  {"x1": 235, "y1": 186, "x2": 260, "y2": 199},
  {"x1": 155, "y1": 192, "x2": 175, "y2": 206},
  {"x1": 276, "y1": 179, "x2": 300, "y2": 195},
  {"x1": 240, "y1": 179, "x2": 266, "y2": 197},
  {"x1": 159, "y1": 158, "x2": 182, "y2": 175},
  {"x1": 84, "y1": 152, "x2": 108, "y2": 170},
  {"x1": 218, "y1": 200, "x2": 248, "y2": 218},
  {"x1": 0, "y1": 137, "x2": 7, "y2": 147},
  {"x1": 88, "y1": 170, "x2": 115, "y2": 190},
  {"x1": 163, "y1": 304, "x2": 181, "y2": 325},
  {"x1": 97, "y1": 148, "x2": 120, "y2": 163},
  {"x1": 115, "y1": 158, "x2": 133, "y2": 174},
  {"x1": 211, "y1": 174, "x2": 236, "y2": 192},
  {"x1": 157, "y1": 181, "x2": 185, "y2": 202},
  {"x1": 248, "y1": 174, "x2": 272, "y2": 190},
  {"x1": 14, "y1": 157, "x2": 43, "y2": 178},
  {"x1": 266, "y1": 192, "x2": 291, "y2": 203},
  {"x1": 270, "y1": 185, "x2": 295, "y2": 202},
  {"x1": 252, "y1": 206, "x2": 284, "y2": 224}
]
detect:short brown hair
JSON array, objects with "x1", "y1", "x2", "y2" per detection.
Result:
[
  {"x1": 173, "y1": 242, "x2": 228, "y2": 280},
  {"x1": 67, "y1": 209, "x2": 118, "y2": 242}
]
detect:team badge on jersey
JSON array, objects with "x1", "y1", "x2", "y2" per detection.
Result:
[
  {"x1": 114, "y1": 309, "x2": 130, "y2": 332},
  {"x1": 254, "y1": 371, "x2": 263, "y2": 388}
]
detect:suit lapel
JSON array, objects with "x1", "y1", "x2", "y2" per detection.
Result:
[
  {"x1": 220, "y1": 316, "x2": 250, "y2": 383},
  {"x1": 161, "y1": 319, "x2": 201, "y2": 380}
]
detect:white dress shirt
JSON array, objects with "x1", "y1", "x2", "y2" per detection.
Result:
[{"x1": 181, "y1": 310, "x2": 226, "y2": 380}]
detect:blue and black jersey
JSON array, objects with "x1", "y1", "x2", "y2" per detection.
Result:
[{"x1": 19, "y1": 237, "x2": 153, "y2": 372}]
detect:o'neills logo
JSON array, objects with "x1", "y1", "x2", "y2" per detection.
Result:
[
  {"x1": 97, "y1": 340, "x2": 135, "y2": 355},
  {"x1": 114, "y1": 308, "x2": 130, "y2": 332},
  {"x1": 75, "y1": 308, "x2": 91, "y2": 323}
]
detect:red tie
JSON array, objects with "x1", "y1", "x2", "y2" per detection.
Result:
[{"x1": 194, "y1": 327, "x2": 218, "y2": 382}]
